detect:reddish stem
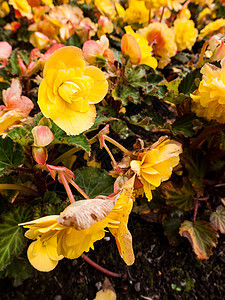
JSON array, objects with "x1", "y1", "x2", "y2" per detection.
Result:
[
  {"x1": 58, "y1": 171, "x2": 75, "y2": 203},
  {"x1": 193, "y1": 199, "x2": 199, "y2": 222},
  {"x1": 82, "y1": 254, "x2": 122, "y2": 278}
]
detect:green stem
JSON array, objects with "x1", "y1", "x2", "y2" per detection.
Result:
[
  {"x1": 0, "y1": 184, "x2": 39, "y2": 196},
  {"x1": 52, "y1": 136, "x2": 98, "y2": 165},
  {"x1": 103, "y1": 135, "x2": 133, "y2": 157},
  {"x1": 58, "y1": 171, "x2": 75, "y2": 203}
]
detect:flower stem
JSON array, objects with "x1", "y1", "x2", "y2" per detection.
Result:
[
  {"x1": 148, "y1": 8, "x2": 152, "y2": 24},
  {"x1": 58, "y1": 171, "x2": 75, "y2": 203},
  {"x1": 193, "y1": 199, "x2": 199, "y2": 222},
  {"x1": 103, "y1": 135, "x2": 133, "y2": 157},
  {"x1": 103, "y1": 143, "x2": 122, "y2": 174},
  {"x1": 0, "y1": 184, "x2": 39, "y2": 196},
  {"x1": 160, "y1": 7, "x2": 165, "y2": 22},
  {"x1": 52, "y1": 136, "x2": 98, "y2": 165},
  {"x1": 82, "y1": 254, "x2": 122, "y2": 278},
  {"x1": 65, "y1": 175, "x2": 90, "y2": 200},
  {"x1": 196, "y1": 40, "x2": 209, "y2": 68}
]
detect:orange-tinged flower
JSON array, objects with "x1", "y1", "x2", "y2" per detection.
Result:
[
  {"x1": 191, "y1": 60, "x2": 225, "y2": 123},
  {"x1": 38, "y1": 46, "x2": 108, "y2": 135},
  {"x1": 29, "y1": 32, "x2": 50, "y2": 50},
  {"x1": 121, "y1": 26, "x2": 157, "y2": 69},
  {"x1": 131, "y1": 138, "x2": 182, "y2": 201},
  {"x1": 9, "y1": 0, "x2": 32, "y2": 19},
  {"x1": 138, "y1": 22, "x2": 177, "y2": 68}
]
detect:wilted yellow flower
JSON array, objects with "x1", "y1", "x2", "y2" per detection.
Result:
[
  {"x1": 121, "y1": 26, "x2": 157, "y2": 69},
  {"x1": 124, "y1": 0, "x2": 149, "y2": 25},
  {"x1": 9, "y1": 0, "x2": 32, "y2": 19},
  {"x1": 191, "y1": 61, "x2": 225, "y2": 123},
  {"x1": 38, "y1": 46, "x2": 108, "y2": 135},
  {"x1": 138, "y1": 22, "x2": 177, "y2": 68},
  {"x1": 131, "y1": 138, "x2": 182, "y2": 201},
  {"x1": 174, "y1": 19, "x2": 198, "y2": 51},
  {"x1": 20, "y1": 178, "x2": 135, "y2": 271},
  {"x1": 198, "y1": 19, "x2": 225, "y2": 41}
]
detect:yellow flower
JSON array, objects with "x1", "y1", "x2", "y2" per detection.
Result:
[
  {"x1": 138, "y1": 22, "x2": 177, "y2": 68},
  {"x1": 9, "y1": 0, "x2": 32, "y2": 19},
  {"x1": 131, "y1": 138, "x2": 182, "y2": 201},
  {"x1": 198, "y1": 19, "x2": 225, "y2": 41},
  {"x1": 20, "y1": 178, "x2": 135, "y2": 271},
  {"x1": 38, "y1": 46, "x2": 108, "y2": 135},
  {"x1": 94, "y1": 0, "x2": 115, "y2": 18},
  {"x1": 0, "y1": 1, "x2": 10, "y2": 18},
  {"x1": 121, "y1": 26, "x2": 157, "y2": 69},
  {"x1": 174, "y1": 19, "x2": 198, "y2": 51},
  {"x1": 191, "y1": 61, "x2": 225, "y2": 123},
  {"x1": 124, "y1": 0, "x2": 149, "y2": 25}
]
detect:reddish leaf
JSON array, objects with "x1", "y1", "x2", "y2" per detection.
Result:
[{"x1": 179, "y1": 220, "x2": 218, "y2": 260}]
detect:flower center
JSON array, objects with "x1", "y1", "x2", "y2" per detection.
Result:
[{"x1": 58, "y1": 81, "x2": 81, "y2": 103}]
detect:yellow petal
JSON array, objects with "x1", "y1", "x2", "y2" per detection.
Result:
[
  {"x1": 53, "y1": 104, "x2": 96, "y2": 135},
  {"x1": 83, "y1": 66, "x2": 108, "y2": 104},
  {"x1": 113, "y1": 229, "x2": 134, "y2": 266}
]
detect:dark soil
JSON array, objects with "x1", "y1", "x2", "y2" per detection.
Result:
[{"x1": 0, "y1": 214, "x2": 224, "y2": 300}]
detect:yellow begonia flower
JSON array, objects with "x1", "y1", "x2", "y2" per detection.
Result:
[
  {"x1": 138, "y1": 22, "x2": 177, "y2": 68},
  {"x1": 0, "y1": 1, "x2": 10, "y2": 18},
  {"x1": 191, "y1": 60, "x2": 225, "y2": 124},
  {"x1": 95, "y1": 0, "x2": 115, "y2": 18},
  {"x1": 131, "y1": 138, "x2": 182, "y2": 201},
  {"x1": 20, "y1": 178, "x2": 135, "y2": 271},
  {"x1": 124, "y1": 0, "x2": 149, "y2": 25},
  {"x1": 122, "y1": 26, "x2": 157, "y2": 69},
  {"x1": 198, "y1": 19, "x2": 225, "y2": 41},
  {"x1": 38, "y1": 46, "x2": 108, "y2": 135},
  {"x1": 174, "y1": 19, "x2": 198, "y2": 51},
  {"x1": 9, "y1": 0, "x2": 32, "y2": 19}
]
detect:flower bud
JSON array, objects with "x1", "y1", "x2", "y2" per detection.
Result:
[
  {"x1": 32, "y1": 125, "x2": 54, "y2": 147},
  {"x1": 32, "y1": 147, "x2": 48, "y2": 165}
]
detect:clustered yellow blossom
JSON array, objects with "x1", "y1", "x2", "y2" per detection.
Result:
[
  {"x1": 131, "y1": 138, "x2": 182, "y2": 201},
  {"x1": 38, "y1": 46, "x2": 108, "y2": 135},
  {"x1": 0, "y1": 0, "x2": 10, "y2": 18},
  {"x1": 174, "y1": 18, "x2": 198, "y2": 51},
  {"x1": 191, "y1": 60, "x2": 225, "y2": 124},
  {"x1": 20, "y1": 179, "x2": 135, "y2": 272},
  {"x1": 124, "y1": 0, "x2": 149, "y2": 25}
]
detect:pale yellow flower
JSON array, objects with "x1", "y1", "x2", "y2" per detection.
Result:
[
  {"x1": 38, "y1": 46, "x2": 108, "y2": 135},
  {"x1": 174, "y1": 18, "x2": 198, "y2": 51},
  {"x1": 198, "y1": 19, "x2": 225, "y2": 41},
  {"x1": 131, "y1": 138, "x2": 182, "y2": 201},
  {"x1": 191, "y1": 60, "x2": 225, "y2": 123},
  {"x1": 138, "y1": 22, "x2": 177, "y2": 68},
  {"x1": 0, "y1": 0, "x2": 10, "y2": 18}
]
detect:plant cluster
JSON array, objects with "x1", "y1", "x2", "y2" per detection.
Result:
[{"x1": 0, "y1": 0, "x2": 225, "y2": 287}]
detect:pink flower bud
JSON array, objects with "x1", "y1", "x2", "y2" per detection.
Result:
[
  {"x1": 32, "y1": 147, "x2": 48, "y2": 165},
  {"x1": 32, "y1": 126, "x2": 54, "y2": 147},
  {"x1": 0, "y1": 42, "x2": 12, "y2": 60}
]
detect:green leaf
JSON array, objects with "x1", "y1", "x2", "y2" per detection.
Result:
[
  {"x1": 7, "y1": 127, "x2": 33, "y2": 146},
  {"x1": 162, "y1": 181, "x2": 195, "y2": 211},
  {"x1": 18, "y1": 50, "x2": 29, "y2": 65},
  {"x1": 163, "y1": 217, "x2": 181, "y2": 246},
  {"x1": 74, "y1": 167, "x2": 115, "y2": 198},
  {"x1": 51, "y1": 123, "x2": 90, "y2": 154},
  {"x1": 65, "y1": 33, "x2": 81, "y2": 47},
  {"x1": 0, "y1": 206, "x2": 32, "y2": 271},
  {"x1": 110, "y1": 119, "x2": 135, "y2": 139},
  {"x1": 0, "y1": 137, "x2": 24, "y2": 176},
  {"x1": 4, "y1": 257, "x2": 33, "y2": 287},
  {"x1": 147, "y1": 73, "x2": 164, "y2": 84},
  {"x1": 9, "y1": 50, "x2": 21, "y2": 75},
  {"x1": 182, "y1": 149, "x2": 208, "y2": 195},
  {"x1": 179, "y1": 220, "x2": 218, "y2": 259},
  {"x1": 210, "y1": 205, "x2": 225, "y2": 234},
  {"x1": 112, "y1": 85, "x2": 141, "y2": 105},
  {"x1": 126, "y1": 66, "x2": 147, "y2": 88},
  {"x1": 171, "y1": 113, "x2": 196, "y2": 137},
  {"x1": 174, "y1": 52, "x2": 190, "y2": 64},
  {"x1": 178, "y1": 69, "x2": 201, "y2": 95}
]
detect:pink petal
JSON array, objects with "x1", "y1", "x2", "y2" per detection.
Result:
[
  {"x1": 82, "y1": 40, "x2": 103, "y2": 64},
  {"x1": 0, "y1": 42, "x2": 12, "y2": 60}
]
